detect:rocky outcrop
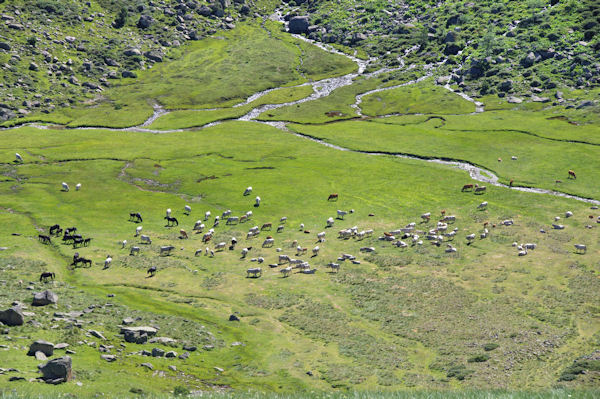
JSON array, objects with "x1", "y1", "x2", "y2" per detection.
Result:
[
  {"x1": 0, "y1": 306, "x2": 24, "y2": 326},
  {"x1": 289, "y1": 16, "x2": 310, "y2": 34},
  {"x1": 32, "y1": 290, "x2": 58, "y2": 306},
  {"x1": 39, "y1": 356, "x2": 72, "y2": 383}
]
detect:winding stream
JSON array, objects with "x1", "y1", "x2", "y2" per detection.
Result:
[{"x1": 1, "y1": 19, "x2": 597, "y2": 206}]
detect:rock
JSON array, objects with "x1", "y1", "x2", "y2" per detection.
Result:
[
  {"x1": 123, "y1": 330, "x2": 148, "y2": 344},
  {"x1": 88, "y1": 330, "x2": 106, "y2": 340},
  {"x1": 28, "y1": 340, "x2": 54, "y2": 356},
  {"x1": 214, "y1": 367, "x2": 224, "y2": 372},
  {"x1": 228, "y1": 314, "x2": 240, "y2": 321},
  {"x1": 144, "y1": 51, "x2": 163, "y2": 63},
  {"x1": 29, "y1": 62, "x2": 39, "y2": 71},
  {"x1": 121, "y1": 326, "x2": 157, "y2": 336},
  {"x1": 203, "y1": 345, "x2": 214, "y2": 351},
  {"x1": 497, "y1": 80, "x2": 512, "y2": 92},
  {"x1": 0, "y1": 42, "x2": 10, "y2": 51},
  {"x1": 521, "y1": 52, "x2": 536, "y2": 68},
  {"x1": 123, "y1": 48, "x2": 141, "y2": 57},
  {"x1": 101, "y1": 354, "x2": 116, "y2": 362},
  {"x1": 168, "y1": 365, "x2": 177, "y2": 371},
  {"x1": 104, "y1": 58, "x2": 119, "y2": 67},
  {"x1": 9, "y1": 376, "x2": 25, "y2": 382},
  {"x1": 289, "y1": 16, "x2": 309, "y2": 34},
  {"x1": 0, "y1": 306, "x2": 24, "y2": 326},
  {"x1": 39, "y1": 356, "x2": 72, "y2": 383},
  {"x1": 198, "y1": 5, "x2": 211, "y2": 16},
  {"x1": 122, "y1": 70, "x2": 137, "y2": 79},
  {"x1": 351, "y1": 32, "x2": 367, "y2": 43},
  {"x1": 436, "y1": 76, "x2": 451, "y2": 85},
  {"x1": 148, "y1": 337, "x2": 176, "y2": 345},
  {"x1": 68, "y1": 76, "x2": 79, "y2": 85},
  {"x1": 35, "y1": 351, "x2": 48, "y2": 361},
  {"x1": 576, "y1": 100, "x2": 595, "y2": 109},
  {"x1": 240, "y1": 4, "x2": 250, "y2": 14},
  {"x1": 122, "y1": 317, "x2": 135, "y2": 325},
  {"x1": 179, "y1": 351, "x2": 190, "y2": 360},
  {"x1": 182, "y1": 344, "x2": 197, "y2": 352},
  {"x1": 444, "y1": 43, "x2": 461, "y2": 56},
  {"x1": 507, "y1": 96, "x2": 523, "y2": 104},
  {"x1": 532, "y1": 96, "x2": 550, "y2": 103},
  {"x1": 140, "y1": 350, "x2": 152, "y2": 356},
  {"x1": 137, "y1": 15, "x2": 154, "y2": 29},
  {"x1": 54, "y1": 343, "x2": 69, "y2": 350},
  {"x1": 165, "y1": 351, "x2": 178, "y2": 358},
  {"x1": 32, "y1": 290, "x2": 58, "y2": 306},
  {"x1": 444, "y1": 31, "x2": 457, "y2": 43},
  {"x1": 151, "y1": 348, "x2": 165, "y2": 357},
  {"x1": 82, "y1": 82, "x2": 101, "y2": 90},
  {"x1": 140, "y1": 362, "x2": 153, "y2": 370}
]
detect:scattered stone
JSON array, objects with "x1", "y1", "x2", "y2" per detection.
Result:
[
  {"x1": 28, "y1": 340, "x2": 54, "y2": 357},
  {"x1": 123, "y1": 48, "x2": 141, "y2": 57},
  {"x1": 137, "y1": 15, "x2": 154, "y2": 29},
  {"x1": 532, "y1": 96, "x2": 550, "y2": 103},
  {"x1": 122, "y1": 70, "x2": 137, "y2": 79},
  {"x1": 178, "y1": 351, "x2": 190, "y2": 360},
  {"x1": 497, "y1": 80, "x2": 512, "y2": 92},
  {"x1": 101, "y1": 354, "x2": 116, "y2": 362},
  {"x1": 151, "y1": 348, "x2": 165, "y2": 357},
  {"x1": 88, "y1": 330, "x2": 107, "y2": 340},
  {"x1": 29, "y1": 62, "x2": 39, "y2": 71},
  {"x1": 182, "y1": 344, "x2": 197, "y2": 352},
  {"x1": 576, "y1": 100, "x2": 595, "y2": 109},
  {"x1": 55, "y1": 343, "x2": 69, "y2": 350},
  {"x1": 148, "y1": 337, "x2": 176, "y2": 345},
  {"x1": 0, "y1": 42, "x2": 10, "y2": 51},
  {"x1": 288, "y1": 16, "x2": 309, "y2": 34},
  {"x1": 122, "y1": 317, "x2": 135, "y2": 325},
  {"x1": 165, "y1": 351, "x2": 177, "y2": 358},
  {"x1": 521, "y1": 52, "x2": 536, "y2": 68},
  {"x1": 168, "y1": 365, "x2": 177, "y2": 371},
  {"x1": 65, "y1": 36, "x2": 76, "y2": 43},
  {"x1": 35, "y1": 351, "x2": 47, "y2": 361},
  {"x1": 228, "y1": 314, "x2": 240, "y2": 322},
  {"x1": 32, "y1": 290, "x2": 58, "y2": 306},
  {"x1": 144, "y1": 51, "x2": 163, "y2": 63},
  {"x1": 140, "y1": 350, "x2": 152, "y2": 356},
  {"x1": 0, "y1": 306, "x2": 24, "y2": 326},
  {"x1": 507, "y1": 96, "x2": 523, "y2": 104},
  {"x1": 214, "y1": 367, "x2": 224, "y2": 373},
  {"x1": 9, "y1": 376, "x2": 25, "y2": 382},
  {"x1": 140, "y1": 362, "x2": 153, "y2": 370},
  {"x1": 39, "y1": 356, "x2": 72, "y2": 383}
]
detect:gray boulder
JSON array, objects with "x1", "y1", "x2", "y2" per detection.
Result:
[
  {"x1": 28, "y1": 340, "x2": 54, "y2": 356},
  {"x1": 0, "y1": 306, "x2": 24, "y2": 326},
  {"x1": 140, "y1": 362, "x2": 153, "y2": 370},
  {"x1": 521, "y1": 52, "x2": 536, "y2": 68},
  {"x1": 151, "y1": 348, "x2": 165, "y2": 357},
  {"x1": 39, "y1": 356, "x2": 72, "y2": 383},
  {"x1": 137, "y1": 15, "x2": 154, "y2": 29},
  {"x1": 122, "y1": 70, "x2": 137, "y2": 79},
  {"x1": 123, "y1": 330, "x2": 148, "y2": 344},
  {"x1": 165, "y1": 351, "x2": 178, "y2": 358},
  {"x1": 32, "y1": 290, "x2": 58, "y2": 306},
  {"x1": 444, "y1": 31, "x2": 457, "y2": 43},
  {"x1": 101, "y1": 354, "x2": 116, "y2": 362},
  {"x1": 497, "y1": 80, "x2": 513, "y2": 92},
  {"x1": 507, "y1": 96, "x2": 523, "y2": 104},
  {"x1": 88, "y1": 330, "x2": 106, "y2": 340},
  {"x1": 29, "y1": 62, "x2": 39, "y2": 71},
  {"x1": 35, "y1": 351, "x2": 47, "y2": 361},
  {"x1": 198, "y1": 5, "x2": 211, "y2": 16},
  {"x1": 123, "y1": 48, "x2": 141, "y2": 57},
  {"x1": 289, "y1": 16, "x2": 309, "y2": 34},
  {"x1": 144, "y1": 51, "x2": 163, "y2": 62},
  {"x1": 0, "y1": 42, "x2": 10, "y2": 51}
]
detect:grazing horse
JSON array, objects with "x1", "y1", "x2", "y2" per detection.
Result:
[
  {"x1": 83, "y1": 238, "x2": 92, "y2": 247},
  {"x1": 129, "y1": 212, "x2": 143, "y2": 222},
  {"x1": 179, "y1": 229, "x2": 188, "y2": 239},
  {"x1": 72, "y1": 237, "x2": 84, "y2": 248},
  {"x1": 568, "y1": 170, "x2": 576, "y2": 179},
  {"x1": 81, "y1": 258, "x2": 92, "y2": 267},
  {"x1": 474, "y1": 185, "x2": 487, "y2": 194},
  {"x1": 261, "y1": 223, "x2": 272, "y2": 231},
  {"x1": 38, "y1": 234, "x2": 51, "y2": 245},
  {"x1": 39, "y1": 272, "x2": 55, "y2": 282},
  {"x1": 164, "y1": 216, "x2": 179, "y2": 226},
  {"x1": 328, "y1": 193, "x2": 338, "y2": 201},
  {"x1": 461, "y1": 184, "x2": 474, "y2": 192},
  {"x1": 147, "y1": 266, "x2": 157, "y2": 277},
  {"x1": 49, "y1": 224, "x2": 61, "y2": 235}
]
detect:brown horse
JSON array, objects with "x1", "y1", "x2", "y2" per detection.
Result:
[
  {"x1": 461, "y1": 184, "x2": 473, "y2": 192},
  {"x1": 327, "y1": 193, "x2": 338, "y2": 201},
  {"x1": 39, "y1": 272, "x2": 55, "y2": 282},
  {"x1": 568, "y1": 170, "x2": 576, "y2": 179}
]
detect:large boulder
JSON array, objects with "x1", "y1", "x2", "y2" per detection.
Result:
[
  {"x1": 122, "y1": 326, "x2": 157, "y2": 344},
  {"x1": 39, "y1": 356, "x2": 72, "y2": 383},
  {"x1": 0, "y1": 42, "x2": 10, "y2": 51},
  {"x1": 444, "y1": 43, "x2": 461, "y2": 56},
  {"x1": 520, "y1": 52, "x2": 536, "y2": 68},
  {"x1": 32, "y1": 290, "x2": 58, "y2": 306},
  {"x1": 197, "y1": 5, "x2": 211, "y2": 16},
  {"x1": 123, "y1": 48, "x2": 141, "y2": 57},
  {"x1": 137, "y1": 15, "x2": 154, "y2": 29},
  {"x1": 0, "y1": 306, "x2": 24, "y2": 326},
  {"x1": 289, "y1": 16, "x2": 309, "y2": 34},
  {"x1": 28, "y1": 340, "x2": 54, "y2": 356},
  {"x1": 144, "y1": 51, "x2": 163, "y2": 63}
]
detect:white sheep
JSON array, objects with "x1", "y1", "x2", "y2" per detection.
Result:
[
  {"x1": 204, "y1": 211, "x2": 211, "y2": 221},
  {"x1": 184, "y1": 205, "x2": 192, "y2": 215},
  {"x1": 255, "y1": 196, "x2": 261, "y2": 207},
  {"x1": 135, "y1": 226, "x2": 142, "y2": 237},
  {"x1": 244, "y1": 186, "x2": 252, "y2": 196},
  {"x1": 15, "y1": 153, "x2": 23, "y2": 163},
  {"x1": 61, "y1": 182, "x2": 69, "y2": 192},
  {"x1": 75, "y1": 183, "x2": 81, "y2": 191}
]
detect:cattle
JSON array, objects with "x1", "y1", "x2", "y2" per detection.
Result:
[
  {"x1": 461, "y1": 184, "x2": 473, "y2": 192},
  {"x1": 226, "y1": 216, "x2": 239, "y2": 225},
  {"x1": 574, "y1": 244, "x2": 587, "y2": 254},
  {"x1": 280, "y1": 266, "x2": 292, "y2": 277},
  {"x1": 328, "y1": 193, "x2": 338, "y2": 201},
  {"x1": 239, "y1": 215, "x2": 248, "y2": 223},
  {"x1": 280, "y1": 216, "x2": 287, "y2": 224},
  {"x1": 15, "y1": 153, "x2": 23, "y2": 163},
  {"x1": 337, "y1": 210, "x2": 348, "y2": 220},
  {"x1": 178, "y1": 229, "x2": 188, "y2": 239},
  {"x1": 213, "y1": 216, "x2": 220, "y2": 227},
  {"x1": 247, "y1": 267, "x2": 262, "y2": 278},
  {"x1": 38, "y1": 234, "x2": 51, "y2": 245},
  {"x1": 261, "y1": 223, "x2": 272, "y2": 231},
  {"x1": 246, "y1": 211, "x2": 253, "y2": 219},
  {"x1": 147, "y1": 266, "x2": 157, "y2": 277},
  {"x1": 262, "y1": 238, "x2": 275, "y2": 248},
  {"x1": 524, "y1": 243, "x2": 537, "y2": 250},
  {"x1": 297, "y1": 246, "x2": 307, "y2": 255},
  {"x1": 312, "y1": 246, "x2": 320, "y2": 256},
  {"x1": 135, "y1": 226, "x2": 142, "y2": 236},
  {"x1": 215, "y1": 242, "x2": 226, "y2": 251},
  {"x1": 39, "y1": 272, "x2": 55, "y2": 282},
  {"x1": 301, "y1": 268, "x2": 317, "y2": 274},
  {"x1": 441, "y1": 215, "x2": 456, "y2": 223},
  {"x1": 104, "y1": 255, "x2": 112, "y2": 269},
  {"x1": 474, "y1": 185, "x2": 486, "y2": 194},
  {"x1": 477, "y1": 202, "x2": 488, "y2": 210},
  {"x1": 244, "y1": 186, "x2": 252, "y2": 196},
  {"x1": 164, "y1": 216, "x2": 178, "y2": 226},
  {"x1": 393, "y1": 240, "x2": 408, "y2": 249},
  {"x1": 129, "y1": 212, "x2": 143, "y2": 222},
  {"x1": 140, "y1": 235, "x2": 152, "y2": 244},
  {"x1": 130, "y1": 246, "x2": 140, "y2": 256},
  {"x1": 49, "y1": 224, "x2": 61, "y2": 236},
  {"x1": 121, "y1": 240, "x2": 128, "y2": 249},
  {"x1": 61, "y1": 182, "x2": 69, "y2": 192},
  {"x1": 194, "y1": 248, "x2": 203, "y2": 257},
  {"x1": 241, "y1": 247, "x2": 251, "y2": 258},
  {"x1": 184, "y1": 205, "x2": 192, "y2": 215},
  {"x1": 365, "y1": 229, "x2": 374, "y2": 237},
  {"x1": 72, "y1": 237, "x2": 84, "y2": 248},
  {"x1": 326, "y1": 263, "x2": 340, "y2": 273},
  {"x1": 75, "y1": 183, "x2": 81, "y2": 191},
  {"x1": 160, "y1": 246, "x2": 175, "y2": 256}
]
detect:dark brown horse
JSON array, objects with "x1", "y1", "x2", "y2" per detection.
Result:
[
  {"x1": 327, "y1": 193, "x2": 338, "y2": 201},
  {"x1": 39, "y1": 272, "x2": 55, "y2": 282}
]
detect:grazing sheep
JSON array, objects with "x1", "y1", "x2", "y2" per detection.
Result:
[
  {"x1": 555, "y1": 216, "x2": 561, "y2": 221},
  {"x1": 193, "y1": 221, "x2": 204, "y2": 231},
  {"x1": 227, "y1": 216, "x2": 239, "y2": 225},
  {"x1": 244, "y1": 186, "x2": 252, "y2": 196},
  {"x1": 246, "y1": 211, "x2": 253, "y2": 219},
  {"x1": 518, "y1": 250, "x2": 528, "y2": 256},
  {"x1": 75, "y1": 183, "x2": 81, "y2": 191},
  {"x1": 326, "y1": 217, "x2": 334, "y2": 227},
  {"x1": 15, "y1": 153, "x2": 23, "y2": 163},
  {"x1": 246, "y1": 267, "x2": 261, "y2": 278},
  {"x1": 312, "y1": 246, "x2": 320, "y2": 256},
  {"x1": 552, "y1": 224, "x2": 565, "y2": 230},
  {"x1": 421, "y1": 212, "x2": 431, "y2": 222},
  {"x1": 241, "y1": 247, "x2": 250, "y2": 258},
  {"x1": 204, "y1": 211, "x2": 211, "y2": 221},
  {"x1": 135, "y1": 226, "x2": 143, "y2": 237},
  {"x1": 565, "y1": 211, "x2": 573, "y2": 218},
  {"x1": 326, "y1": 263, "x2": 340, "y2": 273},
  {"x1": 257, "y1": 257, "x2": 264, "y2": 264},
  {"x1": 140, "y1": 235, "x2": 152, "y2": 244},
  {"x1": 130, "y1": 246, "x2": 140, "y2": 256},
  {"x1": 474, "y1": 185, "x2": 487, "y2": 194},
  {"x1": 466, "y1": 234, "x2": 475, "y2": 245},
  {"x1": 277, "y1": 225, "x2": 285, "y2": 233},
  {"x1": 61, "y1": 182, "x2": 69, "y2": 192},
  {"x1": 194, "y1": 248, "x2": 203, "y2": 256},
  {"x1": 160, "y1": 245, "x2": 175, "y2": 256},
  {"x1": 574, "y1": 244, "x2": 587, "y2": 254},
  {"x1": 262, "y1": 238, "x2": 274, "y2": 248},
  {"x1": 104, "y1": 255, "x2": 112, "y2": 269},
  {"x1": 255, "y1": 196, "x2": 261, "y2": 207},
  {"x1": 215, "y1": 242, "x2": 226, "y2": 251},
  {"x1": 394, "y1": 240, "x2": 408, "y2": 249},
  {"x1": 477, "y1": 201, "x2": 488, "y2": 210},
  {"x1": 445, "y1": 244, "x2": 457, "y2": 253},
  {"x1": 359, "y1": 247, "x2": 375, "y2": 253},
  {"x1": 280, "y1": 216, "x2": 287, "y2": 224},
  {"x1": 511, "y1": 156, "x2": 517, "y2": 160},
  {"x1": 524, "y1": 243, "x2": 537, "y2": 250},
  {"x1": 121, "y1": 240, "x2": 127, "y2": 249},
  {"x1": 317, "y1": 232, "x2": 326, "y2": 242},
  {"x1": 280, "y1": 266, "x2": 292, "y2": 277},
  {"x1": 184, "y1": 205, "x2": 192, "y2": 215},
  {"x1": 502, "y1": 220, "x2": 514, "y2": 226},
  {"x1": 299, "y1": 223, "x2": 305, "y2": 231},
  {"x1": 337, "y1": 210, "x2": 348, "y2": 219}
]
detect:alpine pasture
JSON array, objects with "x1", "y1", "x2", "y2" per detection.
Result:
[{"x1": 0, "y1": 15, "x2": 599, "y2": 399}]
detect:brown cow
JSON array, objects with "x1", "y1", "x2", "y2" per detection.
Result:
[{"x1": 328, "y1": 193, "x2": 338, "y2": 201}]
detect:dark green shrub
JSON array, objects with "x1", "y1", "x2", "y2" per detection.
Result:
[
  {"x1": 484, "y1": 343, "x2": 499, "y2": 351},
  {"x1": 468, "y1": 354, "x2": 490, "y2": 363}
]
